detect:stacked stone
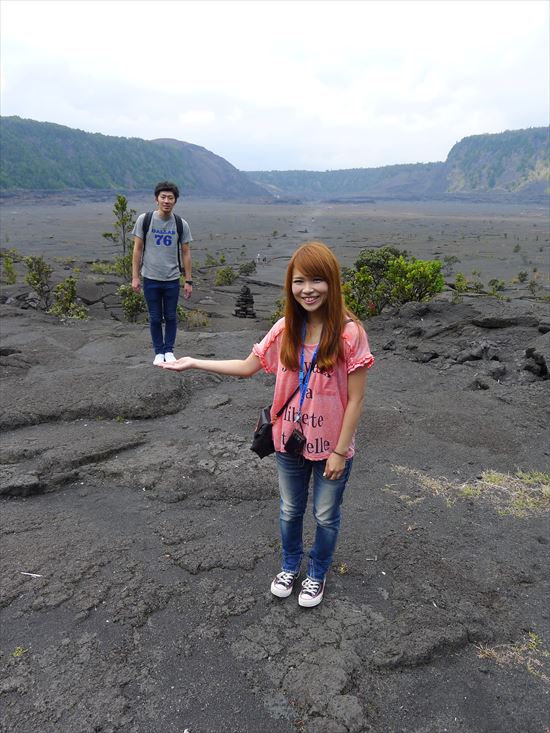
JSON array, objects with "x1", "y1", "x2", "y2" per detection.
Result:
[{"x1": 234, "y1": 285, "x2": 256, "y2": 318}]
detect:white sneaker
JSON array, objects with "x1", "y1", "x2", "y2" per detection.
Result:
[
  {"x1": 153, "y1": 354, "x2": 165, "y2": 366},
  {"x1": 298, "y1": 577, "x2": 325, "y2": 607},
  {"x1": 164, "y1": 352, "x2": 177, "y2": 363}
]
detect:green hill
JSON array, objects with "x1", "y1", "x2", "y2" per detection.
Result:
[{"x1": 0, "y1": 116, "x2": 266, "y2": 198}]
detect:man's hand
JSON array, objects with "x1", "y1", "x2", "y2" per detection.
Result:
[
  {"x1": 132, "y1": 277, "x2": 141, "y2": 293},
  {"x1": 183, "y1": 283, "x2": 193, "y2": 300}
]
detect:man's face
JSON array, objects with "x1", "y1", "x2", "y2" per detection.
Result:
[{"x1": 156, "y1": 191, "x2": 177, "y2": 216}]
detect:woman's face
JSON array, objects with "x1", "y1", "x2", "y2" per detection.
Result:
[{"x1": 291, "y1": 267, "x2": 329, "y2": 315}]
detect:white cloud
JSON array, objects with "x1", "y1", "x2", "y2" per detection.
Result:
[{"x1": 1, "y1": 0, "x2": 548, "y2": 170}]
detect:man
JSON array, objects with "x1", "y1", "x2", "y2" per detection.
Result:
[{"x1": 132, "y1": 181, "x2": 193, "y2": 366}]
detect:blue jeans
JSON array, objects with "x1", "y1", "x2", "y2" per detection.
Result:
[
  {"x1": 275, "y1": 451, "x2": 353, "y2": 582},
  {"x1": 143, "y1": 277, "x2": 180, "y2": 354}
]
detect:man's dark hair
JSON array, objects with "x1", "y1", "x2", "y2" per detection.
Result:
[{"x1": 154, "y1": 181, "x2": 180, "y2": 200}]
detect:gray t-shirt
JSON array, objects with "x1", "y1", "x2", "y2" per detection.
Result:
[{"x1": 133, "y1": 212, "x2": 192, "y2": 281}]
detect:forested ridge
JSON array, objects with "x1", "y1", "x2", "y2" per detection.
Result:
[{"x1": 0, "y1": 116, "x2": 265, "y2": 198}]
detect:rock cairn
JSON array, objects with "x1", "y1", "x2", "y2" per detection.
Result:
[{"x1": 234, "y1": 285, "x2": 256, "y2": 318}]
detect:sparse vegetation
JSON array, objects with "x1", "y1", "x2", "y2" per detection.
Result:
[
  {"x1": 392, "y1": 466, "x2": 550, "y2": 517},
  {"x1": 442, "y1": 255, "x2": 461, "y2": 276},
  {"x1": 204, "y1": 252, "x2": 218, "y2": 267},
  {"x1": 475, "y1": 633, "x2": 549, "y2": 685},
  {"x1": 90, "y1": 261, "x2": 118, "y2": 275}
]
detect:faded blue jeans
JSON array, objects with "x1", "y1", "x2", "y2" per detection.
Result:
[
  {"x1": 275, "y1": 451, "x2": 353, "y2": 582},
  {"x1": 143, "y1": 277, "x2": 180, "y2": 355}
]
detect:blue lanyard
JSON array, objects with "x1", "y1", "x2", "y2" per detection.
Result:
[{"x1": 296, "y1": 326, "x2": 319, "y2": 423}]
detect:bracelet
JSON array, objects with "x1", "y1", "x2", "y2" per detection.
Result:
[
  {"x1": 332, "y1": 450, "x2": 347, "y2": 458},
  {"x1": 185, "y1": 280, "x2": 193, "y2": 285}
]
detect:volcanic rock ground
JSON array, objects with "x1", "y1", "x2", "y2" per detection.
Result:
[{"x1": 0, "y1": 197, "x2": 549, "y2": 733}]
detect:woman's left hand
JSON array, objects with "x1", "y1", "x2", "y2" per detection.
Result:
[{"x1": 323, "y1": 453, "x2": 346, "y2": 480}]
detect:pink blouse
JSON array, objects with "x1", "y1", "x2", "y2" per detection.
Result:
[{"x1": 253, "y1": 318, "x2": 374, "y2": 460}]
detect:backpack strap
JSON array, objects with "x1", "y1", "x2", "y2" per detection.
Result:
[
  {"x1": 140, "y1": 211, "x2": 153, "y2": 266},
  {"x1": 140, "y1": 211, "x2": 184, "y2": 274},
  {"x1": 174, "y1": 214, "x2": 184, "y2": 274}
]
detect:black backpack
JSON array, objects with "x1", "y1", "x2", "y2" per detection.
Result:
[{"x1": 141, "y1": 211, "x2": 186, "y2": 273}]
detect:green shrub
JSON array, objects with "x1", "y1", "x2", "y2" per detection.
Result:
[
  {"x1": 1, "y1": 247, "x2": 22, "y2": 262},
  {"x1": 1, "y1": 255, "x2": 17, "y2": 284},
  {"x1": 270, "y1": 296, "x2": 286, "y2": 324},
  {"x1": 452, "y1": 273, "x2": 468, "y2": 303},
  {"x1": 488, "y1": 278, "x2": 505, "y2": 295},
  {"x1": 518, "y1": 271, "x2": 528, "y2": 283},
  {"x1": 204, "y1": 253, "x2": 218, "y2": 267},
  {"x1": 215, "y1": 266, "x2": 237, "y2": 286},
  {"x1": 24, "y1": 255, "x2": 53, "y2": 309},
  {"x1": 48, "y1": 276, "x2": 88, "y2": 320},
  {"x1": 117, "y1": 284, "x2": 146, "y2": 322},
  {"x1": 238, "y1": 261, "x2": 257, "y2": 276},
  {"x1": 342, "y1": 246, "x2": 443, "y2": 317}
]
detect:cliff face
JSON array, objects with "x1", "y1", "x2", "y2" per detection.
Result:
[
  {"x1": 0, "y1": 117, "x2": 267, "y2": 199},
  {"x1": 247, "y1": 127, "x2": 549, "y2": 200},
  {"x1": 444, "y1": 127, "x2": 549, "y2": 194}
]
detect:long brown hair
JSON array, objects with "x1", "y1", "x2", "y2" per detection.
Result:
[{"x1": 280, "y1": 241, "x2": 356, "y2": 371}]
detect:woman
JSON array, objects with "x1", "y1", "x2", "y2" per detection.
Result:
[{"x1": 161, "y1": 241, "x2": 374, "y2": 607}]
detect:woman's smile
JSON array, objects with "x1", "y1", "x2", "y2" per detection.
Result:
[{"x1": 292, "y1": 268, "x2": 328, "y2": 312}]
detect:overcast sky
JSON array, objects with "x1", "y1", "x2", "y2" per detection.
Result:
[{"x1": 1, "y1": 0, "x2": 548, "y2": 171}]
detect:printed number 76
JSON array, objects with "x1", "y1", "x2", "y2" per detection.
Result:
[{"x1": 155, "y1": 234, "x2": 173, "y2": 246}]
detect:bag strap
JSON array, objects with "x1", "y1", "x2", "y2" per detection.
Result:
[{"x1": 272, "y1": 353, "x2": 317, "y2": 422}]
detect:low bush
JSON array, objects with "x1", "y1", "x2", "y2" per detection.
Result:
[
  {"x1": 48, "y1": 276, "x2": 88, "y2": 320},
  {"x1": 270, "y1": 296, "x2": 285, "y2": 324},
  {"x1": 117, "y1": 284, "x2": 146, "y2": 322},
  {"x1": 176, "y1": 306, "x2": 209, "y2": 328},
  {"x1": 342, "y1": 246, "x2": 444, "y2": 318},
  {"x1": 239, "y1": 261, "x2": 257, "y2": 276},
  {"x1": 215, "y1": 266, "x2": 237, "y2": 286}
]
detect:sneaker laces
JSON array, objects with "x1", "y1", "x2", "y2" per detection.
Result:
[
  {"x1": 301, "y1": 577, "x2": 322, "y2": 596},
  {"x1": 275, "y1": 571, "x2": 296, "y2": 587}
]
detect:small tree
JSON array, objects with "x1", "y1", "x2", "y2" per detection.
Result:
[
  {"x1": 24, "y1": 255, "x2": 53, "y2": 309},
  {"x1": 103, "y1": 195, "x2": 136, "y2": 280},
  {"x1": 1, "y1": 255, "x2": 17, "y2": 284},
  {"x1": 452, "y1": 273, "x2": 468, "y2": 303}
]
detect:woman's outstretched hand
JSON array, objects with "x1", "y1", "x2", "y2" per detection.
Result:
[{"x1": 159, "y1": 357, "x2": 194, "y2": 371}]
